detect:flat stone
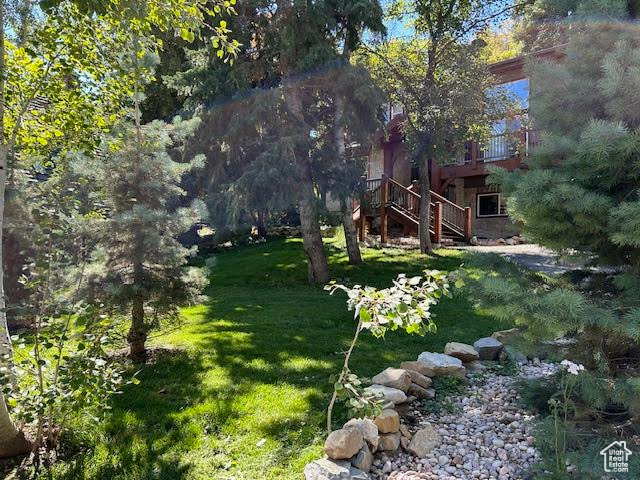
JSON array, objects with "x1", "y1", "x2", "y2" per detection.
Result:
[
  {"x1": 374, "y1": 409, "x2": 400, "y2": 433},
  {"x1": 417, "y1": 352, "x2": 466, "y2": 378},
  {"x1": 304, "y1": 458, "x2": 352, "y2": 479},
  {"x1": 324, "y1": 428, "x2": 363, "y2": 460},
  {"x1": 406, "y1": 369, "x2": 432, "y2": 389},
  {"x1": 408, "y1": 383, "x2": 435, "y2": 399},
  {"x1": 371, "y1": 368, "x2": 412, "y2": 393},
  {"x1": 366, "y1": 384, "x2": 407, "y2": 405},
  {"x1": 444, "y1": 342, "x2": 480, "y2": 362},
  {"x1": 399, "y1": 424, "x2": 412, "y2": 439},
  {"x1": 351, "y1": 443, "x2": 373, "y2": 472},
  {"x1": 343, "y1": 418, "x2": 379, "y2": 452},
  {"x1": 378, "y1": 432, "x2": 401, "y2": 451},
  {"x1": 407, "y1": 426, "x2": 441, "y2": 457},
  {"x1": 400, "y1": 361, "x2": 436, "y2": 377},
  {"x1": 473, "y1": 337, "x2": 504, "y2": 360}
]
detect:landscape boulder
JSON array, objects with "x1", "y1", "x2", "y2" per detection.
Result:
[
  {"x1": 473, "y1": 337, "x2": 504, "y2": 360},
  {"x1": 444, "y1": 342, "x2": 479, "y2": 362},
  {"x1": 343, "y1": 418, "x2": 379, "y2": 452},
  {"x1": 503, "y1": 345, "x2": 527, "y2": 364},
  {"x1": 351, "y1": 443, "x2": 373, "y2": 473},
  {"x1": 405, "y1": 369, "x2": 432, "y2": 389},
  {"x1": 374, "y1": 409, "x2": 400, "y2": 433},
  {"x1": 491, "y1": 328, "x2": 520, "y2": 343},
  {"x1": 400, "y1": 361, "x2": 436, "y2": 377},
  {"x1": 408, "y1": 384, "x2": 435, "y2": 399},
  {"x1": 371, "y1": 367, "x2": 412, "y2": 392},
  {"x1": 366, "y1": 384, "x2": 407, "y2": 405},
  {"x1": 417, "y1": 352, "x2": 466, "y2": 378},
  {"x1": 464, "y1": 360, "x2": 488, "y2": 373},
  {"x1": 378, "y1": 432, "x2": 401, "y2": 451},
  {"x1": 407, "y1": 426, "x2": 441, "y2": 457},
  {"x1": 324, "y1": 428, "x2": 363, "y2": 460},
  {"x1": 304, "y1": 458, "x2": 352, "y2": 480}
]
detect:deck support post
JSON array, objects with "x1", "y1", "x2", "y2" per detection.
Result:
[
  {"x1": 433, "y1": 201, "x2": 443, "y2": 245},
  {"x1": 358, "y1": 214, "x2": 366, "y2": 242},
  {"x1": 380, "y1": 174, "x2": 388, "y2": 244},
  {"x1": 464, "y1": 206, "x2": 472, "y2": 240}
]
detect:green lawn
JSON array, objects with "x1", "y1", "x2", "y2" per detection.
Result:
[{"x1": 43, "y1": 237, "x2": 508, "y2": 480}]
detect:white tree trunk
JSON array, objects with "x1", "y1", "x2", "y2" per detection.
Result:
[
  {"x1": 0, "y1": 146, "x2": 29, "y2": 457},
  {"x1": 0, "y1": 2, "x2": 31, "y2": 455}
]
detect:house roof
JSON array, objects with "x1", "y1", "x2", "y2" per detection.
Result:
[{"x1": 489, "y1": 45, "x2": 566, "y2": 83}]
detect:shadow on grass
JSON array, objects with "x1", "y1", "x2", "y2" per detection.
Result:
[
  {"x1": 42, "y1": 238, "x2": 508, "y2": 480},
  {"x1": 53, "y1": 350, "x2": 249, "y2": 480},
  {"x1": 185, "y1": 238, "x2": 506, "y2": 433}
]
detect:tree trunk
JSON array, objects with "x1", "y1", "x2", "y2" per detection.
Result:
[
  {"x1": 0, "y1": 395, "x2": 29, "y2": 458},
  {"x1": 299, "y1": 163, "x2": 330, "y2": 284},
  {"x1": 127, "y1": 296, "x2": 147, "y2": 360},
  {"x1": 0, "y1": 1, "x2": 30, "y2": 456},
  {"x1": 419, "y1": 155, "x2": 433, "y2": 254},
  {"x1": 0, "y1": 148, "x2": 29, "y2": 458},
  {"x1": 281, "y1": 71, "x2": 330, "y2": 283},
  {"x1": 340, "y1": 198, "x2": 362, "y2": 264},
  {"x1": 255, "y1": 210, "x2": 268, "y2": 238},
  {"x1": 333, "y1": 86, "x2": 362, "y2": 264}
]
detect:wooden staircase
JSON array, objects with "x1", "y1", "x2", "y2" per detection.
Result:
[{"x1": 353, "y1": 175, "x2": 472, "y2": 244}]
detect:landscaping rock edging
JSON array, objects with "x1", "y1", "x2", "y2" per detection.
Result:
[{"x1": 304, "y1": 331, "x2": 556, "y2": 480}]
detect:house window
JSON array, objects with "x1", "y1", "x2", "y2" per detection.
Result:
[{"x1": 477, "y1": 193, "x2": 507, "y2": 217}]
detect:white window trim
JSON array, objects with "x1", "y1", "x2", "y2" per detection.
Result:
[{"x1": 476, "y1": 192, "x2": 508, "y2": 218}]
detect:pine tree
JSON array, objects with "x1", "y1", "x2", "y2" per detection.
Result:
[
  {"x1": 172, "y1": 0, "x2": 384, "y2": 280},
  {"x1": 78, "y1": 118, "x2": 207, "y2": 360},
  {"x1": 485, "y1": 1, "x2": 640, "y2": 420}
]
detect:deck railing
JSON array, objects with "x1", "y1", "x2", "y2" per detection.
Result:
[
  {"x1": 456, "y1": 127, "x2": 538, "y2": 165},
  {"x1": 359, "y1": 176, "x2": 472, "y2": 242}
]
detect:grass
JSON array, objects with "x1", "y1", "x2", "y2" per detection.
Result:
[{"x1": 34, "y1": 237, "x2": 509, "y2": 480}]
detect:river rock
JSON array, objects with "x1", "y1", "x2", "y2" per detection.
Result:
[
  {"x1": 378, "y1": 432, "x2": 401, "y2": 451},
  {"x1": 371, "y1": 367, "x2": 412, "y2": 392},
  {"x1": 400, "y1": 361, "x2": 436, "y2": 377},
  {"x1": 304, "y1": 458, "x2": 352, "y2": 479},
  {"x1": 473, "y1": 337, "x2": 504, "y2": 360},
  {"x1": 366, "y1": 384, "x2": 407, "y2": 405},
  {"x1": 444, "y1": 342, "x2": 480, "y2": 362},
  {"x1": 343, "y1": 418, "x2": 379, "y2": 452},
  {"x1": 374, "y1": 409, "x2": 400, "y2": 433},
  {"x1": 407, "y1": 426, "x2": 441, "y2": 457},
  {"x1": 324, "y1": 428, "x2": 363, "y2": 460},
  {"x1": 417, "y1": 352, "x2": 466, "y2": 378}
]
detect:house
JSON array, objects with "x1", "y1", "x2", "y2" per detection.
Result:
[{"x1": 359, "y1": 46, "x2": 564, "y2": 242}]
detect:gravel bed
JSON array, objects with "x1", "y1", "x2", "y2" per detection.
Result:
[{"x1": 369, "y1": 363, "x2": 557, "y2": 480}]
